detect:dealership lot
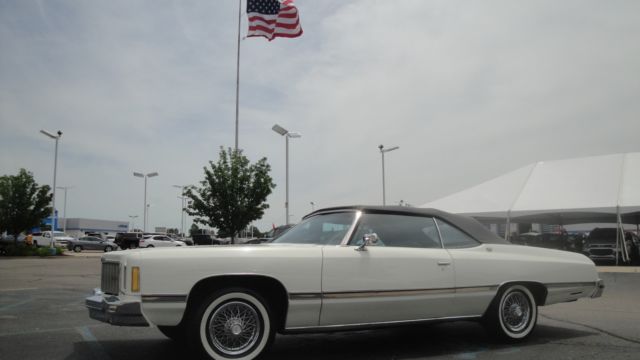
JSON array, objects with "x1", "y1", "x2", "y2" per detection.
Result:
[{"x1": 1, "y1": 254, "x2": 639, "y2": 360}]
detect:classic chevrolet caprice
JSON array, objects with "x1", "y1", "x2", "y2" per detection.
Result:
[{"x1": 86, "y1": 206, "x2": 604, "y2": 360}]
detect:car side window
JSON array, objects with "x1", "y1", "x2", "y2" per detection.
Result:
[
  {"x1": 350, "y1": 213, "x2": 442, "y2": 249},
  {"x1": 435, "y1": 219, "x2": 479, "y2": 248}
]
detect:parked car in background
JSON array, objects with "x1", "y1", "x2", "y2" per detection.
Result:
[
  {"x1": 583, "y1": 228, "x2": 639, "y2": 264},
  {"x1": 255, "y1": 224, "x2": 295, "y2": 243},
  {"x1": 114, "y1": 232, "x2": 143, "y2": 249},
  {"x1": 192, "y1": 234, "x2": 225, "y2": 246},
  {"x1": 512, "y1": 231, "x2": 570, "y2": 250},
  {"x1": 175, "y1": 236, "x2": 194, "y2": 246},
  {"x1": 32, "y1": 231, "x2": 74, "y2": 248},
  {"x1": 139, "y1": 234, "x2": 186, "y2": 248},
  {"x1": 67, "y1": 236, "x2": 118, "y2": 252},
  {"x1": 87, "y1": 206, "x2": 603, "y2": 360}
]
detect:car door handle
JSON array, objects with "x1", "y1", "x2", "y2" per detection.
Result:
[{"x1": 437, "y1": 260, "x2": 452, "y2": 266}]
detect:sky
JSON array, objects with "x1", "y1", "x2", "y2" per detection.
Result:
[{"x1": 1, "y1": 0, "x2": 639, "y2": 234}]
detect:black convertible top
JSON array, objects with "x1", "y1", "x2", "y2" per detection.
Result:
[{"x1": 303, "y1": 205, "x2": 508, "y2": 245}]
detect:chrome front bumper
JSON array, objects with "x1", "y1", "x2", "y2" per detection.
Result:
[{"x1": 86, "y1": 289, "x2": 149, "y2": 326}]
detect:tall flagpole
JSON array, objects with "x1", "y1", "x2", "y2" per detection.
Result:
[{"x1": 235, "y1": 0, "x2": 242, "y2": 151}]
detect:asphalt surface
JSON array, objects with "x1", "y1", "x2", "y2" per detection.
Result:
[{"x1": 1, "y1": 253, "x2": 639, "y2": 360}]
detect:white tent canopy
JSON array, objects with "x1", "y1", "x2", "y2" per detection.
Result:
[{"x1": 420, "y1": 152, "x2": 640, "y2": 226}]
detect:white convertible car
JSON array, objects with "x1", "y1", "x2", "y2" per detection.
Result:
[{"x1": 86, "y1": 206, "x2": 604, "y2": 360}]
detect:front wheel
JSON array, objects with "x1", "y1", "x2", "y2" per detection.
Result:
[
  {"x1": 187, "y1": 288, "x2": 275, "y2": 360},
  {"x1": 73, "y1": 245, "x2": 82, "y2": 253},
  {"x1": 484, "y1": 284, "x2": 537, "y2": 341},
  {"x1": 104, "y1": 246, "x2": 113, "y2": 252}
]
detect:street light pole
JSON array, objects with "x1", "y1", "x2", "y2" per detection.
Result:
[
  {"x1": 41, "y1": 129, "x2": 62, "y2": 248},
  {"x1": 272, "y1": 124, "x2": 301, "y2": 225},
  {"x1": 173, "y1": 185, "x2": 188, "y2": 237},
  {"x1": 378, "y1": 144, "x2": 399, "y2": 206},
  {"x1": 310, "y1": 201, "x2": 315, "y2": 212},
  {"x1": 133, "y1": 171, "x2": 158, "y2": 232},
  {"x1": 56, "y1": 186, "x2": 73, "y2": 233}
]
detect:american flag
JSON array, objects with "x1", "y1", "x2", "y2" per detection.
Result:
[{"x1": 247, "y1": 0, "x2": 303, "y2": 41}]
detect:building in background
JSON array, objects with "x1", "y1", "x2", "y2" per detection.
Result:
[{"x1": 59, "y1": 218, "x2": 129, "y2": 238}]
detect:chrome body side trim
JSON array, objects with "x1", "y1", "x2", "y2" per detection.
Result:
[
  {"x1": 545, "y1": 281, "x2": 600, "y2": 289},
  {"x1": 141, "y1": 294, "x2": 188, "y2": 303},
  {"x1": 289, "y1": 285, "x2": 498, "y2": 301},
  {"x1": 289, "y1": 293, "x2": 323, "y2": 301}
]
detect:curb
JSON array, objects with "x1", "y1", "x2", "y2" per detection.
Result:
[{"x1": 596, "y1": 266, "x2": 640, "y2": 273}]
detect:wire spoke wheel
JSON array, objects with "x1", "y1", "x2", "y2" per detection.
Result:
[
  {"x1": 500, "y1": 291, "x2": 531, "y2": 333},
  {"x1": 208, "y1": 301, "x2": 261, "y2": 356}
]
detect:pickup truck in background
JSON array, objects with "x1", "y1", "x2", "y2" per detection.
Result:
[
  {"x1": 114, "y1": 232, "x2": 143, "y2": 249},
  {"x1": 32, "y1": 231, "x2": 74, "y2": 247}
]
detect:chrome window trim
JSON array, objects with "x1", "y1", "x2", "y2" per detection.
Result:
[
  {"x1": 434, "y1": 217, "x2": 482, "y2": 249},
  {"x1": 339, "y1": 210, "x2": 362, "y2": 246},
  {"x1": 433, "y1": 216, "x2": 445, "y2": 249}
]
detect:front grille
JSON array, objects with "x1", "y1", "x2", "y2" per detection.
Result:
[{"x1": 101, "y1": 262, "x2": 120, "y2": 295}]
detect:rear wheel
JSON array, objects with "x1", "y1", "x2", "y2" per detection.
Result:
[
  {"x1": 147, "y1": 245, "x2": 154, "y2": 248},
  {"x1": 187, "y1": 288, "x2": 275, "y2": 360},
  {"x1": 73, "y1": 245, "x2": 82, "y2": 253},
  {"x1": 104, "y1": 246, "x2": 113, "y2": 252},
  {"x1": 484, "y1": 284, "x2": 537, "y2": 341}
]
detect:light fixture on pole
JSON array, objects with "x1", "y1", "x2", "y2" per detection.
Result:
[
  {"x1": 128, "y1": 215, "x2": 139, "y2": 232},
  {"x1": 173, "y1": 185, "x2": 188, "y2": 237},
  {"x1": 133, "y1": 171, "x2": 158, "y2": 232},
  {"x1": 56, "y1": 186, "x2": 74, "y2": 234},
  {"x1": 272, "y1": 124, "x2": 301, "y2": 225},
  {"x1": 40, "y1": 129, "x2": 62, "y2": 248},
  {"x1": 378, "y1": 144, "x2": 399, "y2": 206},
  {"x1": 310, "y1": 201, "x2": 315, "y2": 212}
]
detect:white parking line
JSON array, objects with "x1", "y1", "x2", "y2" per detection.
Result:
[
  {"x1": 0, "y1": 298, "x2": 34, "y2": 312},
  {"x1": 0, "y1": 288, "x2": 38, "y2": 292},
  {"x1": 76, "y1": 326, "x2": 112, "y2": 360}
]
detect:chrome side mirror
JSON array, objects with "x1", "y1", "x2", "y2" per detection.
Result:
[{"x1": 356, "y1": 233, "x2": 379, "y2": 251}]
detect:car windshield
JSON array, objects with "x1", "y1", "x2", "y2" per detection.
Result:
[{"x1": 272, "y1": 212, "x2": 355, "y2": 245}]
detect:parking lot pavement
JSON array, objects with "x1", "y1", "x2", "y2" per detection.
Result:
[
  {"x1": 1, "y1": 257, "x2": 640, "y2": 360},
  {"x1": 63, "y1": 250, "x2": 109, "y2": 258}
]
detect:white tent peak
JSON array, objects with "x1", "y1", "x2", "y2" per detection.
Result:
[{"x1": 421, "y1": 152, "x2": 640, "y2": 225}]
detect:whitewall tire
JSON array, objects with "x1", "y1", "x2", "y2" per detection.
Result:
[
  {"x1": 189, "y1": 289, "x2": 274, "y2": 360},
  {"x1": 485, "y1": 284, "x2": 537, "y2": 341}
]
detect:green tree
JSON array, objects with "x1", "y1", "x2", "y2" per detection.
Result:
[
  {"x1": 185, "y1": 147, "x2": 275, "y2": 243},
  {"x1": 189, "y1": 223, "x2": 200, "y2": 237},
  {"x1": 0, "y1": 169, "x2": 52, "y2": 244}
]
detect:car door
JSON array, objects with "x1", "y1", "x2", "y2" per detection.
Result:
[
  {"x1": 435, "y1": 218, "x2": 504, "y2": 317},
  {"x1": 321, "y1": 213, "x2": 455, "y2": 327},
  {"x1": 88, "y1": 237, "x2": 103, "y2": 250}
]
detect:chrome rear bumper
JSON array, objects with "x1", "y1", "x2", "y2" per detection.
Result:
[{"x1": 591, "y1": 279, "x2": 605, "y2": 298}]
